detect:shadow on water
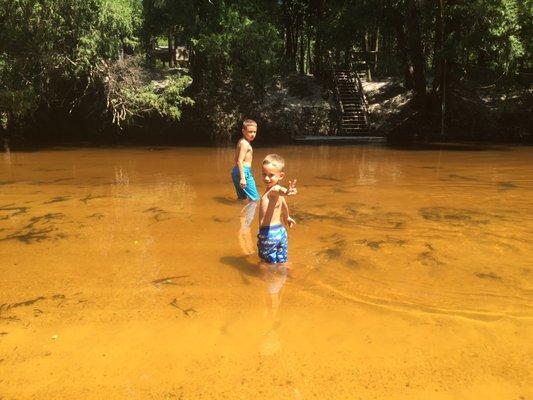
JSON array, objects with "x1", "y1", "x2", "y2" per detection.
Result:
[
  {"x1": 42, "y1": 196, "x2": 71, "y2": 204},
  {"x1": 213, "y1": 196, "x2": 237, "y2": 206},
  {"x1": 220, "y1": 256, "x2": 261, "y2": 280}
]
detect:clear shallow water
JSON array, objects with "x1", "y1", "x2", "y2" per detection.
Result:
[{"x1": 1, "y1": 145, "x2": 532, "y2": 399}]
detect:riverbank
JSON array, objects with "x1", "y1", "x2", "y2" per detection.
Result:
[
  {"x1": 2, "y1": 74, "x2": 531, "y2": 146},
  {"x1": 364, "y1": 77, "x2": 532, "y2": 143}
]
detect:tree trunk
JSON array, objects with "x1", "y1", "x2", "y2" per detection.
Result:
[
  {"x1": 313, "y1": 37, "x2": 321, "y2": 74},
  {"x1": 292, "y1": 17, "x2": 299, "y2": 72},
  {"x1": 394, "y1": 17, "x2": 413, "y2": 88},
  {"x1": 406, "y1": 0, "x2": 427, "y2": 106},
  {"x1": 307, "y1": 36, "x2": 312, "y2": 74},
  {"x1": 374, "y1": 27, "x2": 380, "y2": 73},
  {"x1": 299, "y1": 28, "x2": 305, "y2": 74},
  {"x1": 167, "y1": 27, "x2": 175, "y2": 68},
  {"x1": 311, "y1": 0, "x2": 324, "y2": 75},
  {"x1": 283, "y1": 1, "x2": 296, "y2": 72},
  {"x1": 432, "y1": 0, "x2": 444, "y2": 94}
]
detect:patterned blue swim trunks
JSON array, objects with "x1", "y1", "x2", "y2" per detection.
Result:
[
  {"x1": 257, "y1": 224, "x2": 288, "y2": 264},
  {"x1": 231, "y1": 165, "x2": 260, "y2": 202}
]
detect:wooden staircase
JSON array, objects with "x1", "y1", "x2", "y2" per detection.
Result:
[
  {"x1": 333, "y1": 70, "x2": 369, "y2": 136},
  {"x1": 294, "y1": 60, "x2": 385, "y2": 142}
]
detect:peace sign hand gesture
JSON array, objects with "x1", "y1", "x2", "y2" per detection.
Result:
[{"x1": 286, "y1": 179, "x2": 298, "y2": 196}]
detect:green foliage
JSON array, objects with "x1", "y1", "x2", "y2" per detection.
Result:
[
  {"x1": 100, "y1": 54, "x2": 193, "y2": 127},
  {"x1": 110, "y1": 70, "x2": 194, "y2": 126},
  {"x1": 174, "y1": 2, "x2": 283, "y2": 139},
  {"x1": 194, "y1": 6, "x2": 282, "y2": 93},
  {"x1": 447, "y1": 0, "x2": 527, "y2": 73},
  {"x1": 1, "y1": 0, "x2": 530, "y2": 138},
  {"x1": 0, "y1": 0, "x2": 142, "y2": 128}
]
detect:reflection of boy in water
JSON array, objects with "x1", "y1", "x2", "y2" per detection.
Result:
[
  {"x1": 260, "y1": 263, "x2": 288, "y2": 356},
  {"x1": 257, "y1": 154, "x2": 297, "y2": 267},
  {"x1": 263, "y1": 264, "x2": 288, "y2": 316},
  {"x1": 238, "y1": 201, "x2": 257, "y2": 255}
]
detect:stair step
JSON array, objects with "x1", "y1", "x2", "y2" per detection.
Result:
[{"x1": 334, "y1": 69, "x2": 369, "y2": 132}]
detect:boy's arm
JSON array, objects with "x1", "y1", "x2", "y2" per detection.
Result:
[
  {"x1": 269, "y1": 180, "x2": 298, "y2": 197},
  {"x1": 281, "y1": 197, "x2": 296, "y2": 228},
  {"x1": 236, "y1": 141, "x2": 248, "y2": 188}
]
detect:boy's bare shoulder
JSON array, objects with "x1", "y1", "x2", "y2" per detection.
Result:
[{"x1": 235, "y1": 138, "x2": 248, "y2": 151}]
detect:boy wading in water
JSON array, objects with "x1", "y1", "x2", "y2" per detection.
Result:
[
  {"x1": 257, "y1": 154, "x2": 297, "y2": 266},
  {"x1": 232, "y1": 119, "x2": 260, "y2": 254},
  {"x1": 232, "y1": 119, "x2": 260, "y2": 202}
]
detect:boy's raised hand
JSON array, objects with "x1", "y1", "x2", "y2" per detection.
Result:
[{"x1": 287, "y1": 179, "x2": 298, "y2": 196}]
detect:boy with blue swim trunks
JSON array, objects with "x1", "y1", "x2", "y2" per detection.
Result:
[
  {"x1": 257, "y1": 154, "x2": 297, "y2": 265},
  {"x1": 232, "y1": 119, "x2": 260, "y2": 202}
]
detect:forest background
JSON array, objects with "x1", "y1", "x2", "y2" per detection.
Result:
[{"x1": 0, "y1": 0, "x2": 531, "y2": 144}]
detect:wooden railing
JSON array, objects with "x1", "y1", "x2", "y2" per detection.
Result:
[{"x1": 327, "y1": 57, "x2": 343, "y2": 135}]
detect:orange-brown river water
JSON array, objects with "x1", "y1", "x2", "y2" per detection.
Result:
[{"x1": 1, "y1": 145, "x2": 532, "y2": 399}]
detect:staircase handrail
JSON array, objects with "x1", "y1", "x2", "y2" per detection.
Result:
[
  {"x1": 354, "y1": 73, "x2": 370, "y2": 128},
  {"x1": 355, "y1": 74, "x2": 368, "y2": 107},
  {"x1": 348, "y1": 60, "x2": 370, "y2": 129},
  {"x1": 349, "y1": 60, "x2": 369, "y2": 108}
]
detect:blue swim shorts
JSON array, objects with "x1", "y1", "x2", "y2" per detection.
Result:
[
  {"x1": 231, "y1": 165, "x2": 260, "y2": 202},
  {"x1": 257, "y1": 224, "x2": 288, "y2": 264}
]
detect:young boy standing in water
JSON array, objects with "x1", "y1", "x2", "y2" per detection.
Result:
[
  {"x1": 257, "y1": 154, "x2": 297, "y2": 265},
  {"x1": 232, "y1": 119, "x2": 260, "y2": 202}
]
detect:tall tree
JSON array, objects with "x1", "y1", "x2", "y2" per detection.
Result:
[{"x1": 405, "y1": 0, "x2": 427, "y2": 105}]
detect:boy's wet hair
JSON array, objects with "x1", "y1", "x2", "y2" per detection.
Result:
[
  {"x1": 242, "y1": 119, "x2": 257, "y2": 129},
  {"x1": 263, "y1": 154, "x2": 285, "y2": 171}
]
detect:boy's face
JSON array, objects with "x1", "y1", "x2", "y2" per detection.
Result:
[
  {"x1": 262, "y1": 163, "x2": 284, "y2": 188},
  {"x1": 242, "y1": 124, "x2": 257, "y2": 142}
]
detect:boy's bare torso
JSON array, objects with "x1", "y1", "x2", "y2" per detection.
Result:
[
  {"x1": 234, "y1": 138, "x2": 253, "y2": 167},
  {"x1": 259, "y1": 187, "x2": 286, "y2": 227}
]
